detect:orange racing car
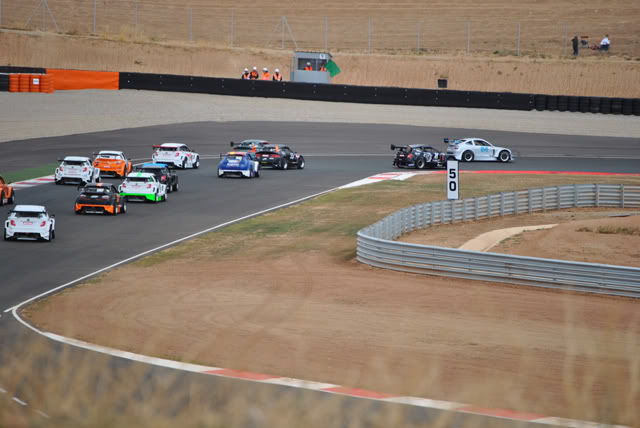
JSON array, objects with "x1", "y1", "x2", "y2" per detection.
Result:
[{"x1": 92, "y1": 151, "x2": 132, "y2": 178}]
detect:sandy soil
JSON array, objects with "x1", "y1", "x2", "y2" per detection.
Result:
[
  {"x1": 25, "y1": 208, "x2": 640, "y2": 423},
  {"x1": 403, "y1": 208, "x2": 640, "y2": 267},
  {"x1": 2, "y1": 29, "x2": 640, "y2": 97}
]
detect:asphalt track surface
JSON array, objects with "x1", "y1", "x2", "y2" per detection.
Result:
[{"x1": 0, "y1": 121, "x2": 639, "y2": 426}]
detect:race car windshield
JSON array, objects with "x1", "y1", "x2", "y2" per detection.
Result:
[
  {"x1": 226, "y1": 155, "x2": 246, "y2": 161},
  {"x1": 158, "y1": 147, "x2": 178, "y2": 151},
  {"x1": 63, "y1": 160, "x2": 85, "y2": 166},
  {"x1": 84, "y1": 187, "x2": 109, "y2": 193},
  {"x1": 98, "y1": 153, "x2": 122, "y2": 159},
  {"x1": 127, "y1": 177, "x2": 150, "y2": 183},
  {"x1": 140, "y1": 168, "x2": 162, "y2": 173}
]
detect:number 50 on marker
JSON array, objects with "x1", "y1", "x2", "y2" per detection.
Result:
[{"x1": 447, "y1": 160, "x2": 459, "y2": 200}]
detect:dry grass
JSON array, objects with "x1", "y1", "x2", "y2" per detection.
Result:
[
  {"x1": 17, "y1": 174, "x2": 640, "y2": 426},
  {"x1": 578, "y1": 225, "x2": 640, "y2": 235}
]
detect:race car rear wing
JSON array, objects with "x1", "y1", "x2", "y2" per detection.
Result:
[
  {"x1": 390, "y1": 144, "x2": 407, "y2": 150},
  {"x1": 444, "y1": 138, "x2": 462, "y2": 144}
]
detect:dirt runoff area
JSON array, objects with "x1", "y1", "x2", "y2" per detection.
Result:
[{"x1": 25, "y1": 207, "x2": 640, "y2": 424}]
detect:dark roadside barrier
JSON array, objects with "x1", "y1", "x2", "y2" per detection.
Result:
[
  {"x1": 0, "y1": 66, "x2": 47, "y2": 74},
  {"x1": 0, "y1": 74, "x2": 9, "y2": 92},
  {"x1": 119, "y1": 72, "x2": 536, "y2": 111}
]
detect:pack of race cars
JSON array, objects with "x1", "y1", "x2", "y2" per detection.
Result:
[{"x1": 4, "y1": 137, "x2": 513, "y2": 241}]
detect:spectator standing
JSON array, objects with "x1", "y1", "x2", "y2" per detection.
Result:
[
  {"x1": 249, "y1": 66, "x2": 259, "y2": 79},
  {"x1": 304, "y1": 62, "x2": 313, "y2": 71},
  {"x1": 320, "y1": 64, "x2": 327, "y2": 71},
  {"x1": 272, "y1": 68, "x2": 283, "y2": 81},
  {"x1": 241, "y1": 68, "x2": 250, "y2": 79},
  {"x1": 261, "y1": 67, "x2": 271, "y2": 80},
  {"x1": 572, "y1": 36, "x2": 579, "y2": 56},
  {"x1": 600, "y1": 34, "x2": 610, "y2": 52}
]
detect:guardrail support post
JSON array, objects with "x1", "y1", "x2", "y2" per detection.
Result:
[
  {"x1": 621, "y1": 184, "x2": 625, "y2": 208},
  {"x1": 462, "y1": 199, "x2": 467, "y2": 222},
  {"x1": 574, "y1": 184, "x2": 578, "y2": 207},
  {"x1": 542, "y1": 187, "x2": 546, "y2": 212},
  {"x1": 500, "y1": 192, "x2": 505, "y2": 217},
  {"x1": 596, "y1": 184, "x2": 600, "y2": 207},
  {"x1": 475, "y1": 197, "x2": 479, "y2": 220},
  {"x1": 528, "y1": 189, "x2": 533, "y2": 213},
  {"x1": 487, "y1": 195, "x2": 492, "y2": 218},
  {"x1": 556, "y1": 185, "x2": 561, "y2": 209},
  {"x1": 514, "y1": 191, "x2": 518, "y2": 215},
  {"x1": 430, "y1": 202, "x2": 435, "y2": 225}
]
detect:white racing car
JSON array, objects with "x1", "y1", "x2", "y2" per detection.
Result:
[
  {"x1": 118, "y1": 172, "x2": 168, "y2": 203},
  {"x1": 4, "y1": 205, "x2": 55, "y2": 241},
  {"x1": 445, "y1": 138, "x2": 513, "y2": 162},
  {"x1": 152, "y1": 143, "x2": 200, "y2": 169},
  {"x1": 55, "y1": 156, "x2": 100, "y2": 185}
]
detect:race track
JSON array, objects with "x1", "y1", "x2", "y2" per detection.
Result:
[{"x1": 1, "y1": 121, "x2": 639, "y2": 425}]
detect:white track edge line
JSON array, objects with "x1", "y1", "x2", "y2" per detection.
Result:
[{"x1": 6, "y1": 187, "x2": 335, "y2": 317}]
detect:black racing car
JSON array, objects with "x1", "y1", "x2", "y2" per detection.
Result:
[
  {"x1": 255, "y1": 144, "x2": 305, "y2": 170},
  {"x1": 230, "y1": 139, "x2": 270, "y2": 152},
  {"x1": 75, "y1": 183, "x2": 127, "y2": 215},
  {"x1": 135, "y1": 163, "x2": 179, "y2": 192},
  {"x1": 391, "y1": 144, "x2": 446, "y2": 169}
]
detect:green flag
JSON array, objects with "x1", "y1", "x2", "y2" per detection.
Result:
[{"x1": 325, "y1": 59, "x2": 341, "y2": 77}]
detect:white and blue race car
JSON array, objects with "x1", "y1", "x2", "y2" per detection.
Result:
[
  {"x1": 445, "y1": 138, "x2": 513, "y2": 162},
  {"x1": 218, "y1": 151, "x2": 260, "y2": 178},
  {"x1": 4, "y1": 205, "x2": 55, "y2": 241},
  {"x1": 152, "y1": 143, "x2": 200, "y2": 169}
]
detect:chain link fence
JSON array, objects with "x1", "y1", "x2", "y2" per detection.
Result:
[{"x1": 1, "y1": 1, "x2": 636, "y2": 56}]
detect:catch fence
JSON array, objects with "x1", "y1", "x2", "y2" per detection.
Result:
[
  {"x1": 1, "y1": 1, "x2": 636, "y2": 56},
  {"x1": 357, "y1": 184, "x2": 640, "y2": 297}
]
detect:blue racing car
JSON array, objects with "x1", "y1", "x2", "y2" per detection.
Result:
[{"x1": 218, "y1": 151, "x2": 260, "y2": 178}]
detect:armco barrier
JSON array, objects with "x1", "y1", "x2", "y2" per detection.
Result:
[
  {"x1": 357, "y1": 183, "x2": 640, "y2": 298},
  {"x1": 0, "y1": 74, "x2": 8, "y2": 92}
]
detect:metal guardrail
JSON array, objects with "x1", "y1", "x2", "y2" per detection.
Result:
[{"x1": 357, "y1": 183, "x2": 640, "y2": 297}]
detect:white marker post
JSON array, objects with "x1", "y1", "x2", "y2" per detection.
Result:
[{"x1": 447, "y1": 160, "x2": 459, "y2": 200}]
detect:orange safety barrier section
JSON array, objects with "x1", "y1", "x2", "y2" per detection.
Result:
[
  {"x1": 8, "y1": 74, "x2": 19, "y2": 92},
  {"x1": 18, "y1": 74, "x2": 29, "y2": 92},
  {"x1": 40, "y1": 74, "x2": 54, "y2": 93},
  {"x1": 46, "y1": 69, "x2": 119, "y2": 90},
  {"x1": 29, "y1": 74, "x2": 41, "y2": 92}
]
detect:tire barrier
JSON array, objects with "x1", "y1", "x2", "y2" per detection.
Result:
[
  {"x1": 28, "y1": 74, "x2": 41, "y2": 92},
  {"x1": 4, "y1": 73, "x2": 55, "y2": 93},
  {"x1": 357, "y1": 184, "x2": 640, "y2": 298},
  {"x1": 3, "y1": 65, "x2": 639, "y2": 115},
  {"x1": 557, "y1": 95, "x2": 568, "y2": 112},
  {"x1": 0, "y1": 74, "x2": 8, "y2": 92}
]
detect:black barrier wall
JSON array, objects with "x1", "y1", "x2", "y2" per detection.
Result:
[
  {"x1": 119, "y1": 72, "x2": 536, "y2": 111},
  {"x1": 0, "y1": 66, "x2": 47, "y2": 74},
  {"x1": 119, "y1": 71, "x2": 640, "y2": 116}
]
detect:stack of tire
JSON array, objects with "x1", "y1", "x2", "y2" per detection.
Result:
[
  {"x1": 7, "y1": 74, "x2": 54, "y2": 93},
  {"x1": 0, "y1": 73, "x2": 8, "y2": 91},
  {"x1": 535, "y1": 94, "x2": 639, "y2": 116}
]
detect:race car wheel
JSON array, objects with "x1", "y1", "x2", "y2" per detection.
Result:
[
  {"x1": 121, "y1": 201, "x2": 127, "y2": 214},
  {"x1": 281, "y1": 159, "x2": 289, "y2": 170},
  {"x1": 249, "y1": 169, "x2": 255, "y2": 179},
  {"x1": 462, "y1": 151, "x2": 474, "y2": 162},
  {"x1": 55, "y1": 179, "x2": 61, "y2": 185},
  {"x1": 75, "y1": 208, "x2": 82, "y2": 215},
  {"x1": 45, "y1": 227, "x2": 53, "y2": 242},
  {"x1": 51, "y1": 228, "x2": 55, "y2": 240},
  {"x1": 3, "y1": 228, "x2": 9, "y2": 241},
  {"x1": 181, "y1": 159, "x2": 186, "y2": 169},
  {"x1": 297, "y1": 156, "x2": 305, "y2": 169},
  {"x1": 498, "y1": 150, "x2": 511, "y2": 162},
  {"x1": 174, "y1": 182, "x2": 179, "y2": 191},
  {"x1": 416, "y1": 158, "x2": 426, "y2": 169},
  {"x1": 194, "y1": 157, "x2": 200, "y2": 169},
  {"x1": 0, "y1": 191, "x2": 4, "y2": 206}
]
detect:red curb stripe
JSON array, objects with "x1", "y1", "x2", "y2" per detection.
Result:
[
  {"x1": 322, "y1": 386, "x2": 394, "y2": 399},
  {"x1": 205, "y1": 368, "x2": 279, "y2": 381},
  {"x1": 34, "y1": 177, "x2": 55, "y2": 181},
  {"x1": 458, "y1": 406, "x2": 546, "y2": 421}
]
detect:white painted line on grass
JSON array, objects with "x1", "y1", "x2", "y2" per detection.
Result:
[
  {"x1": 12, "y1": 397, "x2": 27, "y2": 406},
  {"x1": 6, "y1": 187, "x2": 337, "y2": 315},
  {"x1": 36, "y1": 410, "x2": 50, "y2": 419}
]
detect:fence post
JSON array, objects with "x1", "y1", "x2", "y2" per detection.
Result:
[
  {"x1": 516, "y1": 22, "x2": 520, "y2": 56},
  {"x1": 542, "y1": 187, "x2": 546, "y2": 211},
  {"x1": 621, "y1": 184, "x2": 625, "y2": 208},
  {"x1": 500, "y1": 192, "x2": 505, "y2": 216},
  {"x1": 368, "y1": 17, "x2": 372, "y2": 53},
  {"x1": 430, "y1": 202, "x2": 435, "y2": 225},
  {"x1": 596, "y1": 184, "x2": 600, "y2": 207},
  {"x1": 514, "y1": 191, "x2": 518, "y2": 215},
  {"x1": 556, "y1": 186, "x2": 561, "y2": 209},
  {"x1": 324, "y1": 16, "x2": 328, "y2": 51},
  {"x1": 231, "y1": 9, "x2": 235, "y2": 47},
  {"x1": 451, "y1": 201, "x2": 455, "y2": 223},
  {"x1": 574, "y1": 184, "x2": 578, "y2": 207},
  {"x1": 474, "y1": 197, "x2": 479, "y2": 220},
  {"x1": 462, "y1": 199, "x2": 467, "y2": 221},
  {"x1": 487, "y1": 195, "x2": 492, "y2": 218},
  {"x1": 417, "y1": 21, "x2": 421, "y2": 53},
  {"x1": 188, "y1": 8, "x2": 193, "y2": 42},
  {"x1": 135, "y1": 1, "x2": 139, "y2": 39},
  {"x1": 528, "y1": 189, "x2": 533, "y2": 213},
  {"x1": 466, "y1": 22, "x2": 470, "y2": 54}
]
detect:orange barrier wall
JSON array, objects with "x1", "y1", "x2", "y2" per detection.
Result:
[
  {"x1": 40, "y1": 74, "x2": 54, "y2": 93},
  {"x1": 18, "y1": 74, "x2": 29, "y2": 92},
  {"x1": 45, "y1": 69, "x2": 119, "y2": 90},
  {"x1": 9, "y1": 74, "x2": 19, "y2": 92},
  {"x1": 29, "y1": 74, "x2": 41, "y2": 92}
]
